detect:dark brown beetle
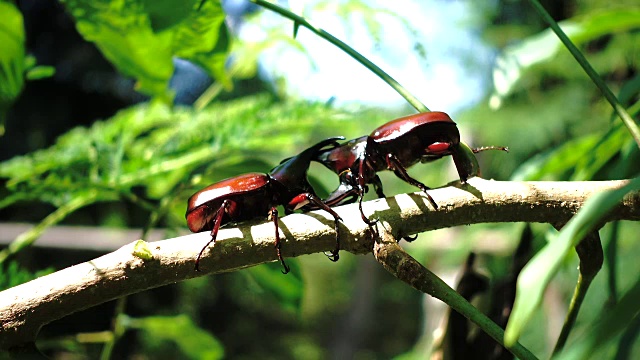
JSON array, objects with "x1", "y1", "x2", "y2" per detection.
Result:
[
  {"x1": 187, "y1": 137, "x2": 345, "y2": 273},
  {"x1": 316, "y1": 112, "x2": 507, "y2": 227}
]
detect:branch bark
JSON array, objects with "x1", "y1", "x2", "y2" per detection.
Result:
[{"x1": 1, "y1": 178, "x2": 639, "y2": 349}]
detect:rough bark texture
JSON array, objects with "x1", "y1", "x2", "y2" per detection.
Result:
[{"x1": 1, "y1": 178, "x2": 639, "y2": 349}]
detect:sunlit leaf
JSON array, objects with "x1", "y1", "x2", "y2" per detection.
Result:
[
  {"x1": 504, "y1": 177, "x2": 640, "y2": 346},
  {"x1": 0, "y1": 94, "x2": 382, "y2": 258},
  {"x1": 490, "y1": 8, "x2": 640, "y2": 108},
  {"x1": 60, "y1": 0, "x2": 174, "y2": 100},
  {"x1": 172, "y1": 0, "x2": 231, "y2": 88},
  {"x1": 59, "y1": 0, "x2": 231, "y2": 101}
]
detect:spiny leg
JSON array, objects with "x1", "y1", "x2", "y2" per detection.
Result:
[
  {"x1": 371, "y1": 174, "x2": 418, "y2": 242},
  {"x1": 304, "y1": 193, "x2": 343, "y2": 262},
  {"x1": 269, "y1": 207, "x2": 290, "y2": 274},
  {"x1": 371, "y1": 175, "x2": 386, "y2": 199},
  {"x1": 386, "y1": 153, "x2": 438, "y2": 210},
  {"x1": 195, "y1": 200, "x2": 230, "y2": 271},
  {"x1": 402, "y1": 234, "x2": 418, "y2": 242},
  {"x1": 357, "y1": 157, "x2": 378, "y2": 226}
]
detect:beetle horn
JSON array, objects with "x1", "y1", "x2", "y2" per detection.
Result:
[{"x1": 293, "y1": 136, "x2": 346, "y2": 164}]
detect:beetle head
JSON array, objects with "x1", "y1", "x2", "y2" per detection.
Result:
[{"x1": 451, "y1": 142, "x2": 481, "y2": 183}]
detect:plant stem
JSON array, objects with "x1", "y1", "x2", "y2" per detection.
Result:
[
  {"x1": 552, "y1": 232, "x2": 603, "y2": 354},
  {"x1": 250, "y1": 0, "x2": 429, "y2": 113},
  {"x1": 527, "y1": 0, "x2": 640, "y2": 149},
  {"x1": 605, "y1": 222, "x2": 619, "y2": 305},
  {"x1": 99, "y1": 297, "x2": 127, "y2": 360},
  {"x1": 0, "y1": 190, "x2": 99, "y2": 264},
  {"x1": 373, "y1": 229, "x2": 538, "y2": 360}
]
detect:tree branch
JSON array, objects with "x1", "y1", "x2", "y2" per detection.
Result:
[{"x1": 1, "y1": 178, "x2": 639, "y2": 349}]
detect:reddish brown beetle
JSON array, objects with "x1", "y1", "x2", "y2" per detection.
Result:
[
  {"x1": 316, "y1": 112, "x2": 507, "y2": 227},
  {"x1": 187, "y1": 137, "x2": 345, "y2": 273}
]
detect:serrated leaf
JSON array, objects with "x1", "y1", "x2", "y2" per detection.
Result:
[
  {"x1": 491, "y1": 8, "x2": 640, "y2": 107},
  {"x1": 504, "y1": 177, "x2": 640, "y2": 346}
]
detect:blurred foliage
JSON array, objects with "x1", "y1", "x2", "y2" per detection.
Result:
[
  {"x1": 1, "y1": 0, "x2": 639, "y2": 359},
  {"x1": 0, "y1": 260, "x2": 53, "y2": 291},
  {"x1": 0, "y1": 0, "x2": 54, "y2": 134},
  {"x1": 126, "y1": 314, "x2": 224, "y2": 359},
  {"x1": 490, "y1": 7, "x2": 640, "y2": 107},
  {"x1": 59, "y1": 0, "x2": 230, "y2": 102},
  {"x1": 0, "y1": 94, "x2": 387, "y2": 262}
]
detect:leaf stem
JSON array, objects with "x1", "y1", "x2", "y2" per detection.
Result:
[
  {"x1": 526, "y1": 0, "x2": 640, "y2": 148},
  {"x1": 553, "y1": 232, "x2": 603, "y2": 354},
  {"x1": 250, "y1": 0, "x2": 429, "y2": 112},
  {"x1": 0, "y1": 190, "x2": 99, "y2": 264},
  {"x1": 373, "y1": 229, "x2": 538, "y2": 360}
]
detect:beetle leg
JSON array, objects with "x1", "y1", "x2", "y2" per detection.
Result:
[
  {"x1": 402, "y1": 234, "x2": 418, "y2": 242},
  {"x1": 195, "y1": 200, "x2": 231, "y2": 271},
  {"x1": 357, "y1": 156, "x2": 378, "y2": 226},
  {"x1": 291, "y1": 193, "x2": 343, "y2": 262},
  {"x1": 386, "y1": 153, "x2": 438, "y2": 210},
  {"x1": 269, "y1": 207, "x2": 290, "y2": 274},
  {"x1": 371, "y1": 175, "x2": 386, "y2": 199}
]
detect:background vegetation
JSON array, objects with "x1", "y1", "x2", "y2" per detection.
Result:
[{"x1": 0, "y1": 0, "x2": 638, "y2": 359}]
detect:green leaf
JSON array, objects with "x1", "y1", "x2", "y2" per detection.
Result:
[
  {"x1": 0, "y1": 261, "x2": 54, "y2": 291},
  {"x1": 511, "y1": 125, "x2": 631, "y2": 181},
  {"x1": 0, "y1": 1, "x2": 26, "y2": 129},
  {"x1": 0, "y1": 94, "x2": 381, "y2": 258},
  {"x1": 490, "y1": 8, "x2": 640, "y2": 108},
  {"x1": 141, "y1": 0, "x2": 197, "y2": 32},
  {"x1": 60, "y1": 0, "x2": 175, "y2": 100},
  {"x1": 172, "y1": 0, "x2": 231, "y2": 89},
  {"x1": 128, "y1": 314, "x2": 224, "y2": 360},
  {"x1": 504, "y1": 177, "x2": 640, "y2": 346},
  {"x1": 244, "y1": 262, "x2": 304, "y2": 313},
  {"x1": 555, "y1": 277, "x2": 640, "y2": 360},
  {"x1": 59, "y1": 0, "x2": 231, "y2": 100},
  {"x1": 25, "y1": 65, "x2": 56, "y2": 80}
]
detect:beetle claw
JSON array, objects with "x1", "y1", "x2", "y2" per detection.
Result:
[
  {"x1": 324, "y1": 250, "x2": 340, "y2": 262},
  {"x1": 402, "y1": 234, "x2": 418, "y2": 242},
  {"x1": 281, "y1": 261, "x2": 291, "y2": 274}
]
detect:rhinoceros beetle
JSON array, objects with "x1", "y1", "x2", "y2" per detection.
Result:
[
  {"x1": 316, "y1": 112, "x2": 507, "y2": 226},
  {"x1": 186, "y1": 137, "x2": 345, "y2": 273}
]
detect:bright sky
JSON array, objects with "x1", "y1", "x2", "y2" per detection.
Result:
[{"x1": 238, "y1": 0, "x2": 494, "y2": 114}]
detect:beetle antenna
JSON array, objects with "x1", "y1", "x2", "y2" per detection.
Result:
[{"x1": 472, "y1": 146, "x2": 509, "y2": 153}]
